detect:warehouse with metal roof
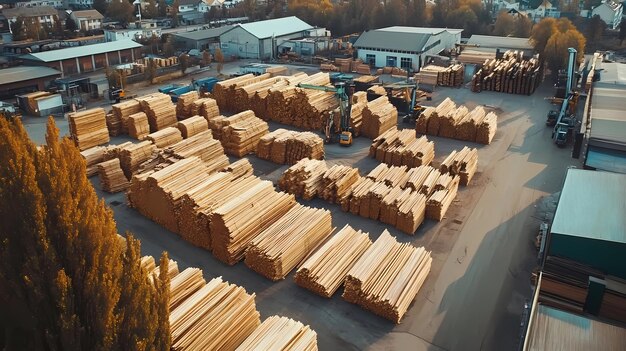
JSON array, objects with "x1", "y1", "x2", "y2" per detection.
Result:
[
  {"x1": 353, "y1": 26, "x2": 462, "y2": 71},
  {"x1": 0, "y1": 66, "x2": 61, "y2": 98},
  {"x1": 20, "y1": 40, "x2": 143, "y2": 77},
  {"x1": 173, "y1": 25, "x2": 234, "y2": 51},
  {"x1": 218, "y1": 16, "x2": 317, "y2": 59}
]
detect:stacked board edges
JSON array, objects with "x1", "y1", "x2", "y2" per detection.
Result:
[
  {"x1": 370, "y1": 127, "x2": 435, "y2": 168},
  {"x1": 256, "y1": 129, "x2": 324, "y2": 165},
  {"x1": 235, "y1": 316, "x2": 318, "y2": 351},
  {"x1": 68, "y1": 108, "x2": 110, "y2": 150}
]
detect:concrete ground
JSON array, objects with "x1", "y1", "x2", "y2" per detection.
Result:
[{"x1": 22, "y1": 78, "x2": 580, "y2": 350}]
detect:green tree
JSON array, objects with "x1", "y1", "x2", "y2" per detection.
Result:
[
  {"x1": 171, "y1": 0, "x2": 180, "y2": 27},
  {"x1": 66, "y1": 17, "x2": 78, "y2": 31},
  {"x1": 587, "y1": 15, "x2": 605, "y2": 42},
  {"x1": 94, "y1": 0, "x2": 108, "y2": 15},
  {"x1": 0, "y1": 117, "x2": 170, "y2": 350},
  {"x1": 215, "y1": 47, "x2": 224, "y2": 74},
  {"x1": 620, "y1": 18, "x2": 626, "y2": 45},
  {"x1": 534, "y1": 18, "x2": 585, "y2": 73},
  {"x1": 107, "y1": 0, "x2": 135, "y2": 27},
  {"x1": 514, "y1": 15, "x2": 533, "y2": 38},
  {"x1": 144, "y1": 0, "x2": 158, "y2": 18},
  {"x1": 493, "y1": 11, "x2": 515, "y2": 36}
]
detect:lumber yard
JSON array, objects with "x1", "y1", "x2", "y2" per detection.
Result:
[{"x1": 13, "y1": 22, "x2": 626, "y2": 349}]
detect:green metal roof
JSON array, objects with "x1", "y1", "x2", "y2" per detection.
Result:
[
  {"x1": 20, "y1": 40, "x2": 142, "y2": 63},
  {"x1": 0, "y1": 66, "x2": 61, "y2": 85}
]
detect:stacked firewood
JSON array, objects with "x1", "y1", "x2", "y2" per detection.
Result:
[
  {"x1": 146, "y1": 127, "x2": 183, "y2": 148},
  {"x1": 361, "y1": 95, "x2": 398, "y2": 139},
  {"x1": 278, "y1": 158, "x2": 328, "y2": 200},
  {"x1": 256, "y1": 129, "x2": 324, "y2": 165},
  {"x1": 343, "y1": 230, "x2": 432, "y2": 323},
  {"x1": 111, "y1": 99, "x2": 142, "y2": 134},
  {"x1": 416, "y1": 98, "x2": 498, "y2": 145},
  {"x1": 219, "y1": 110, "x2": 269, "y2": 157},
  {"x1": 136, "y1": 93, "x2": 177, "y2": 132},
  {"x1": 68, "y1": 108, "x2": 110, "y2": 151},
  {"x1": 471, "y1": 51, "x2": 542, "y2": 95},
  {"x1": 177, "y1": 115, "x2": 208, "y2": 138},
  {"x1": 128, "y1": 112, "x2": 150, "y2": 140},
  {"x1": 245, "y1": 204, "x2": 333, "y2": 281},
  {"x1": 439, "y1": 146, "x2": 479, "y2": 186},
  {"x1": 97, "y1": 158, "x2": 129, "y2": 193},
  {"x1": 235, "y1": 316, "x2": 318, "y2": 351},
  {"x1": 369, "y1": 128, "x2": 435, "y2": 167},
  {"x1": 176, "y1": 90, "x2": 199, "y2": 119},
  {"x1": 295, "y1": 224, "x2": 372, "y2": 298}
]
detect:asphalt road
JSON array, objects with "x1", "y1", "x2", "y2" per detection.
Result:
[{"x1": 22, "y1": 78, "x2": 580, "y2": 350}]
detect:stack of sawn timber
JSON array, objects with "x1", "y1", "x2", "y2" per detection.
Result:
[
  {"x1": 81, "y1": 146, "x2": 106, "y2": 177},
  {"x1": 415, "y1": 64, "x2": 464, "y2": 87},
  {"x1": 278, "y1": 158, "x2": 328, "y2": 200},
  {"x1": 343, "y1": 230, "x2": 432, "y2": 323},
  {"x1": 416, "y1": 98, "x2": 497, "y2": 145},
  {"x1": 349, "y1": 91, "x2": 368, "y2": 136},
  {"x1": 136, "y1": 93, "x2": 177, "y2": 132},
  {"x1": 191, "y1": 97, "x2": 220, "y2": 122},
  {"x1": 217, "y1": 110, "x2": 269, "y2": 157},
  {"x1": 295, "y1": 224, "x2": 372, "y2": 298},
  {"x1": 177, "y1": 115, "x2": 208, "y2": 139},
  {"x1": 176, "y1": 90, "x2": 199, "y2": 119},
  {"x1": 235, "y1": 315, "x2": 318, "y2": 351},
  {"x1": 361, "y1": 95, "x2": 398, "y2": 139},
  {"x1": 256, "y1": 129, "x2": 324, "y2": 165},
  {"x1": 439, "y1": 146, "x2": 478, "y2": 186},
  {"x1": 68, "y1": 108, "x2": 110, "y2": 150},
  {"x1": 470, "y1": 50, "x2": 542, "y2": 95},
  {"x1": 127, "y1": 112, "x2": 150, "y2": 140},
  {"x1": 369, "y1": 127, "x2": 435, "y2": 168},
  {"x1": 111, "y1": 99, "x2": 142, "y2": 134},
  {"x1": 97, "y1": 158, "x2": 129, "y2": 193}
]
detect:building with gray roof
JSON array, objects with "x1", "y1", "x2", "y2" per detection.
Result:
[
  {"x1": 173, "y1": 25, "x2": 234, "y2": 51},
  {"x1": 0, "y1": 66, "x2": 61, "y2": 97},
  {"x1": 353, "y1": 26, "x2": 462, "y2": 71}
]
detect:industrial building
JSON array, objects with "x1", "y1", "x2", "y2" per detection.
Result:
[
  {"x1": 172, "y1": 25, "x2": 234, "y2": 51},
  {"x1": 20, "y1": 40, "x2": 143, "y2": 76},
  {"x1": 465, "y1": 35, "x2": 533, "y2": 54},
  {"x1": 353, "y1": 26, "x2": 463, "y2": 71},
  {"x1": 0, "y1": 66, "x2": 61, "y2": 97},
  {"x1": 218, "y1": 16, "x2": 317, "y2": 60}
]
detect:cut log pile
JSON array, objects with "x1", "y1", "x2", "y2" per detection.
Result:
[
  {"x1": 361, "y1": 95, "x2": 398, "y2": 139},
  {"x1": 369, "y1": 127, "x2": 435, "y2": 167},
  {"x1": 245, "y1": 204, "x2": 333, "y2": 281},
  {"x1": 146, "y1": 127, "x2": 183, "y2": 148},
  {"x1": 470, "y1": 50, "x2": 542, "y2": 95},
  {"x1": 97, "y1": 158, "x2": 129, "y2": 193},
  {"x1": 128, "y1": 112, "x2": 150, "y2": 140},
  {"x1": 219, "y1": 110, "x2": 269, "y2": 157},
  {"x1": 278, "y1": 158, "x2": 328, "y2": 200},
  {"x1": 81, "y1": 146, "x2": 106, "y2": 176},
  {"x1": 416, "y1": 98, "x2": 498, "y2": 145},
  {"x1": 177, "y1": 115, "x2": 209, "y2": 139},
  {"x1": 176, "y1": 90, "x2": 199, "y2": 119},
  {"x1": 343, "y1": 230, "x2": 432, "y2": 323},
  {"x1": 295, "y1": 224, "x2": 372, "y2": 298},
  {"x1": 235, "y1": 315, "x2": 318, "y2": 351},
  {"x1": 136, "y1": 93, "x2": 177, "y2": 132},
  {"x1": 256, "y1": 129, "x2": 324, "y2": 165},
  {"x1": 439, "y1": 146, "x2": 479, "y2": 186},
  {"x1": 415, "y1": 64, "x2": 464, "y2": 87},
  {"x1": 111, "y1": 99, "x2": 142, "y2": 134},
  {"x1": 68, "y1": 108, "x2": 110, "y2": 150}
]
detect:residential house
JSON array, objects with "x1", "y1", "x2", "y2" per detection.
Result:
[
  {"x1": 104, "y1": 27, "x2": 161, "y2": 42},
  {"x1": 66, "y1": 0, "x2": 94, "y2": 10},
  {"x1": 70, "y1": 9, "x2": 103, "y2": 31},
  {"x1": 14, "y1": 0, "x2": 64, "y2": 9},
  {"x1": 198, "y1": 0, "x2": 224, "y2": 12},
  {"x1": 2, "y1": 6, "x2": 58, "y2": 29},
  {"x1": 591, "y1": 0, "x2": 623, "y2": 29},
  {"x1": 178, "y1": 0, "x2": 200, "y2": 12},
  {"x1": 523, "y1": 0, "x2": 561, "y2": 21}
]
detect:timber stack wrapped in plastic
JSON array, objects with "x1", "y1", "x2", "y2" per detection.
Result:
[
  {"x1": 235, "y1": 316, "x2": 318, "y2": 351},
  {"x1": 295, "y1": 224, "x2": 372, "y2": 298},
  {"x1": 256, "y1": 129, "x2": 324, "y2": 165},
  {"x1": 136, "y1": 93, "x2": 177, "y2": 132},
  {"x1": 177, "y1": 115, "x2": 209, "y2": 139},
  {"x1": 68, "y1": 108, "x2": 110, "y2": 151},
  {"x1": 361, "y1": 95, "x2": 397, "y2": 139},
  {"x1": 176, "y1": 90, "x2": 199, "y2": 119},
  {"x1": 369, "y1": 127, "x2": 435, "y2": 168},
  {"x1": 470, "y1": 50, "x2": 542, "y2": 95},
  {"x1": 244, "y1": 204, "x2": 333, "y2": 281},
  {"x1": 278, "y1": 158, "x2": 328, "y2": 200},
  {"x1": 343, "y1": 230, "x2": 432, "y2": 323}
]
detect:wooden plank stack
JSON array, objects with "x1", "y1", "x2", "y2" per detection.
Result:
[
  {"x1": 169, "y1": 267, "x2": 205, "y2": 310},
  {"x1": 256, "y1": 129, "x2": 324, "y2": 165},
  {"x1": 146, "y1": 127, "x2": 183, "y2": 148},
  {"x1": 220, "y1": 110, "x2": 269, "y2": 157},
  {"x1": 68, "y1": 108, "x2": 110, "y2": 151},
  {"x1": 127, "y1": 112, "x2": 150, "y2": 140},
  {"x1": 470, "y1": 50, "x2": 542, "y2": 95},
  {"x1": 343, "y1": 230, "x2": 432, "y2": 323},
  {"x1": 369, "y1": 128, "x2": 435, "y2": 168},
  {"x1": 119, "y1": 141, "x2": 157, "y2": 179},
  {"x1": 426, "y1": 176, "x2": 459, "y2": 221},
  {"x1": 81, "y1": 146, "x2": 106, "y2": 177},
  {"x1": 97, "y1": 158, "x2": 129, "y2": 193},
  {"x1": 210, "y1": 182, "x2": 296, "y2": 265},
  {"x1": 235, "y1": 316, "x2": 318, "y2": 351},
  {"x1": 349, "y1": 91, "x2": 368, "y2": 136},
  {"x1": 454, "y1": 106, "x2": 486, "y2": 142},
  {"x1": 319, "y1": 164, "x2": 361, "y2": 204},
  {"x1": 476, "y1": 112, "x2": 497, "y2": 145},
  {"x1": 245, "y1": 204, "x2": 333, "y2": 281},
  {"x1": 213, "y1": 73, "x2": 270, "y2": 112},
  {"x1": 361, "y1": 95, "x2": 398, "y2": 139},
  {"x1": 191, "y1": 98, "x2": 220, "y2": 121},
  {"x1": 176, "y1": 90, "x2": 199, "y2": 119},
  {"x1": 278, "y1": 158, "x2": 328, "y2": 200},
  {"x1": 415, "y1": 64, "x2": 463, "y2": 87},
  {"x1": 136, "y1": 93, "x2": 177, "y2": 132},
  {"x1": 457, "y1": 50, "x2": 496, "y2": 65},
  {"x1": 111, "y1": 99, "x2": 142, "y2": 134},
  {"x1": 164, "y1": 130, "x2": 228, "y2": 170},
  {"x1": 439, "y1": 146, "x2": 479, "y2": 186},
  {"x1": 105, "y1": 112, "x2": 122, "y2": 136},
  {"x1": 295, "y1": 224, "x2": 372, "y2": 298},
  {"x1": 177, "y1": 115, "x2": 209, "y2": 139}
]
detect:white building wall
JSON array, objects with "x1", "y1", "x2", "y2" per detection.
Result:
[
  {"x1": 592, "y1": 4, "x2": 623, "y2": 29},
  {"x1": 220, "y1": 27, "x2": 260, "y2": 58},
  {"x1": 356, "y1": 49, "x2": 420, "y2": 70}
]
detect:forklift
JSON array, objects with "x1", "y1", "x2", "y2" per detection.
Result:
[{"x1": 297, "y1": 82, "x2": 353, "y2": 146}]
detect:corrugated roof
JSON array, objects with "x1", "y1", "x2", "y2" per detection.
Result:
[
  {"x1": 596, "y1": 62, "x2": 626, "y2": 86},
  {"x1": 467, "y1": 35, "x2": 533, "y2": 50},
  {"x1": 377, "y1": 26, "x2": 463, "y2": 35},
  {"x1": 174, "y1": 25, "x2": 233, "y2": 41},
  {"x1": 232, "y1": 16, "x2": 313, "y2": 39},
  {"x1": 589, "y1": 85, "x2": 626, "y2": 148},
  {"x1": 551, "y1": 169, "x2": 626, "y2": 243},
  {"x1": 20, "y1": 40, "x2": 142, "y2": 62},
  {"x1": 0, "y1": 66, "x2": 61, "y2": 85},
  {"x1": 2, "y1": 5, "x2": 57, "y2": 18},
  {"x1": 354, "y1": 26, "x2": 462, "y2": 53},
  {"x1": 72, "y1": 10, "x2": 104, "y2": 20}
]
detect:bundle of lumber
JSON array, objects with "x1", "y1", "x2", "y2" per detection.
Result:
[
  {"x1": 437, "y1": 64, "x2": 464, "y2": 87},
  {"x1": 220, "y1": 110, "x2": 269, "y2": 157},
  {"x1": 68, "y1": 108, "x2": 110, "y2": 151},
  {"x1": 366, "y1": 163, "x2": 411, "y2": 188},
  {"x1": 369, "y1": 128, "x2": 435, "y2": 168},
  {"x1": 454, "y1": 106, "x2": 486, "y2": 142},
  {"x1": 169, "y1": 267, "x2": 205, "y2": 310},
  {"x1": 224, "y1": 158, "x2": 253, "y2": 178},
  {"x1": 476, "y1": 111, "x2": 497, "y2": 144},
  {"x1": 146, "y1": 127, "x2": 183, "y2": 148},
  {"x1": 97, "y1": 158, "x2": 129, "y2": 193},
  {"x1": 232, "y1": 77, "x2": 280, "y2": 113},
  {"x1": 119, "y1": 141, "x2": 157, "y2": 179},
  {"x1": 415, "y1": 65, "x2": 443, "y2": 85},
  {"x1": 426, "y1": 176, "x2": 459, "y2": 221},
  {"x1": 319, "y1": 164, "x2": 361, "y2": 204},
  {"x1": 111, "y1": 99, "x2": 142, "y2": 134},
  {"x1": 81, "y1": 146, "x2": 105, "y2": 176},
  {"x1": 105, "y1": 112, "x2": 122, "y2": 136},
  {"x1": 164, "y1": 130, "x2": 229, "y2": 171},
  {"x1": 320, "y1": 63, "x2": 339, "y2": 72},
  {"x1": 235, "y1": 316, "x2": 318, "y2": 351},
  {"x1": 213, "y1": 73, "x2": 271, "y2": 112},
  {"x1": 127, "y1": 112, "x2": 150, "y2": 140},
  {"x1": 367, "y1": 85, "x2": 387, "y2": 96},
  {"x1": 395, "y1": 189, "x2": 428, "y2": 234},
  {"x1": 361, "y1": 95, "x2": 397, "y2": 139},
  {"x1": 211, "y1": 181, "x2": 296, "y2": 265},
  {"x1": 170, "y1": 277, "x2": 260, "y2": 351},
  {"x1": 439, "y1": 146, "x2": 479, "y2": 186},
  {"x1": 266, "y1": 65, "x2": 288, "y2": 76},
  {"x1": 457, "y1": 49, "x2": 496, "y2": 65},
  {"x1": 295, "y1": 224, "x2": 372, "y2": 298},
  {"x1": 343, "y1": 230, "x2": 432, "y2": 323},
  {"x1": 177, "y1": 115, "x2": 208, "y2": 138},
  {"x1": 19, "y1": 91, "x2": 51, "y2": 115},
  {"x1": 256, "y1": 129, "x2": 324, "y2": 165},
  {"x1": 278, "y1": 158, "x2": 328, "y2": 200},
  {"x1": 176, "y1": 90, "x2": 199, "y2": 119},
  {"x1": 245, "y1": 204, "x2": 333, "y2": 281},
  {"x1": 470, "y1": 50, "x2": 542, "y2": 95},
  {"x1": 191, "y1": 97, "x2": 220, "y2": 121},
  {"x1": 438, "y1": 105, "x2": 468, "y2": 138},
  {"x1": 349, "y1": 91, "x2": 368, "y2": 136},
  {"x1": 136, "y1": 93, "x2": 177, "y2": 132}
]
